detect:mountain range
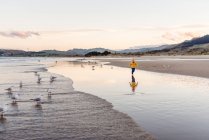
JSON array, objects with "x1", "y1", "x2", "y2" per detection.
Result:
[
  {"x1": 1, "y1": 35, "x2": 209, "y2": 56},
  {"x1": 144, "y1": 35, "x2": 209, "y2": 55}
]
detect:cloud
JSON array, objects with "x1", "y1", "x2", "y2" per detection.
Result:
[
  {"x1": 162, "y1": 32, "x2": 177, "y2": 41},
  {"x1": 161, "y1": 32, "x2": 202, "y2": 42},
  {"x1": 0, "y1": 31, "x2": 40, "y2": 39},
  {"x1": 179, "y1": 32, "x2": 200, "y2": 38}
]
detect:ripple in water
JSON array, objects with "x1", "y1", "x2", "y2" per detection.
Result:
[{"x1": 0, "y1": 57, "x2": 153, "y2": 140}]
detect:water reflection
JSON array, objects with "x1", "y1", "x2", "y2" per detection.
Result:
[
  {"x1": 49, "y1": 60, "x2": 209, "y2": 140},
  {"x1": 9, "y1": 103, "x2": 19, "y2": 115},
  {"x1": 34, "y1": 104, "x2": 43, "y2": 115},
  {"x1": 0, "y1": 117, "x2": 6, "y2": 123},
  {"x1": 10, "y1": 102, "x2": 18, "y2": 108},
  {"x1": 129, "y1": 75, "x2": 138, "y2": 93}
]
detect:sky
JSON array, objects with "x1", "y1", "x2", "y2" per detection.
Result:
[{"x1": 1, "y1": 0, "x2": 209, "y2": 51}]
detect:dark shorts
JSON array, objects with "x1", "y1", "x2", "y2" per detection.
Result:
[{"x1": 131, "y1": 68, "x2": 135, "y2": 74}]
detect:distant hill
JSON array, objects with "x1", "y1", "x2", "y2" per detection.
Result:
[
  {"x1": 38, "y1": 50, "x2": 67, "y2": 56},
  {"x1": 85, "y1": 51, "x2": 111, "y2": 57},
  {"x1": 0, "y1": 48, "x2": 114, "y2": 57},
  {"x1": 117, "y1": 44, "x2": 175, "y2": 54},
  {"x1": 117, "y1": 35, "x2": 209, "y2": 55},
  {"x1": 67, "y1": 48, "x2": 114, "y2": 56},
  {"x1": 175, "y1": 35, "x2": 209, "y2": 49},
  {"x1": 1, "y1": 35, "x2": 209, "y2": 56},
  {"x1": 0, "y1": 49, "x2": 26, "y2": 56},
  {"x1": 146, "y1": 35, "x2": 209, "y2": 55}
]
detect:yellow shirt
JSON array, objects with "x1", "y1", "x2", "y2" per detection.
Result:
[
  {"x1": 130, "y1": 82, "x2": 138, "y2": 88},
  {"x1": 130, "y1": 61, "x2": 138, "y2": 68}
]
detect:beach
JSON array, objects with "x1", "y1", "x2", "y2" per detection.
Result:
[
  {"x1": 98, "y1": 55, "x2": 209, "y2": 79},
  {"x1": 48, "y1": 57, "x2": 209, "y2": 140},
  {"x1": 0, "y1": 57, "x2": 154, "y2": 140},
  {"x1": 1, "y1": 56, "x2": 209, "y2": 140},
  {"x1": 2, "y1": 1, "x2": 209, "y2": 139}
]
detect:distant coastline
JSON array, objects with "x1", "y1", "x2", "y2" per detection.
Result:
[{"x1": 1, "y1": 34, "x2": 209, "y2": 57}]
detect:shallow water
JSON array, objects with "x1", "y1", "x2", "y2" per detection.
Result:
[
  {"x1": 0, "y1": 57, "x2": 153, "y2": 140},
  {"x1": 0, "y1": 57, "x2": 78, "y2": 140},
  {"x1": 49, "y1": 60, "x2": 209, "y2": 140}
]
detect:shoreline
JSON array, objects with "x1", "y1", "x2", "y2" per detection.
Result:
[
  {"x1": 0, "y1": 58, "x2": 154, "y2": 140},
  {"x1": 97, "y1": 57, "x2": 209, "y2": 79},
  {"x1": 48, "y1": 63, "x2": 155, "y2": 140}
]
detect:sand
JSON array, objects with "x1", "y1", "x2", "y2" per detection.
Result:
[
  {"x1": 0, "y1": 58, "x2": 154, "y2": 140},
  {"x1": 99, "y1": 56, "x2": 209, "y2": 79}
]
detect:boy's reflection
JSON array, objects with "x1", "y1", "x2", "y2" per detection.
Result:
[{"x1": 129, "y1": 75, "x2": 138, "y2": 93}]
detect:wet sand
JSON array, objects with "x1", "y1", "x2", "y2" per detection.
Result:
[
  {"x1": 99, "y1": 56, "x2": 209, "y2": 79},
  {"x1": 50, "y1": 60, "x2": 209, "y2": 140},
  {"x1": 2, "y1": 91, "x2": 154, "y2": 140},
  {"x1": 0, "y1": 58, "x2": 154, "y2": 140}
]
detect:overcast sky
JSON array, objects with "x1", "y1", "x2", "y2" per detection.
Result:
[{"x1": 1, "y1": 0, "x2": 209, "y2": 51}]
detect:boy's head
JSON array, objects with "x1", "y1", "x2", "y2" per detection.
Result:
[{"x1": 132, "y1": 58, "x2": 135, "y2": 62}]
